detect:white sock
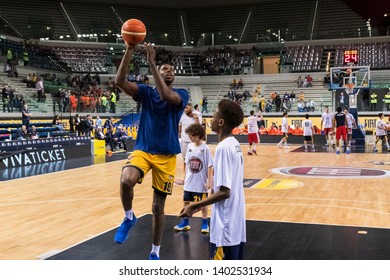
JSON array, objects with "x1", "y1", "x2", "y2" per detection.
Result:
[
  {"x1": 304, "y1": 144, "x2": 307, "y2": 149},
  {"x1": 125, "y1": 210, "x2": 134, "y2": 220},
  {"x1": 312, "y1": 144, "x2": 315, "y2": 149},
  {"x1": 151, "y1": 244, "x2": 160, "y2": 256},
  {"x1": 284, "y1": 142, "x2": 288, "y2": 146},
  {"x1": 278, "y1": 140, "x2": 283, "y2": 145}
]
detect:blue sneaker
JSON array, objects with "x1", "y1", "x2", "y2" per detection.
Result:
[
  {"x1": 346, "y1": 149, "x2": 350, "y2": 154},
  {"x1": 201, "y1": 219, "x2": 209, "y2": 233},
  {"x1": 336, "y1": 150, "x2": 340, "y2": 155},
  {"x1": 149, "y1": 252, "x2": 160, "y2": 260},
  {"x1": 174, "y1": 218, "x2": 190, "y2": 231},
  {"x1": 114, "y1": 216, "x2": 137, "y2": 244}
]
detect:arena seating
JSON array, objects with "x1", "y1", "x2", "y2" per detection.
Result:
[{"x1": 0, "y1": 1, "x2": 73, "y2": 40}]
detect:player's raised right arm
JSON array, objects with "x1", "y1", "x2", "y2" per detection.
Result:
[{"x1": 115, "y1": 44, "x2": 138, "y2": 97}]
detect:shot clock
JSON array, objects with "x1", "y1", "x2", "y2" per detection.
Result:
[{"x1": 344, "y1": 50, "x2": 358, "y2": 65}]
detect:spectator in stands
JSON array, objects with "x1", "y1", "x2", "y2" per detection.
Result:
[
  {"x1": 101, "y1": 93, "x2": 108, "y2": 113},
  {"x1": 65, "y1": 75, "x2": 72, "y2": 87},
  {"x1": 69, "y1": 92, "x2": 77, "y2": 113},
  {"x1": 370, "y1": 92, "x2": 378, "y2": 111},
  {"x1": 94, "y1": 74, "x2": 101, "y2": 85},
  {"x1": 18, "y1": 95, "x2": 25, "y2": 112},
  {"x1": 292, "y1": 124, "x2": 303, "y2": 135},
  {"x1": 201, "y1": 96, "x2": 208, "y2": 113},
  {"x1": 313, "y1": 125, "x2": 321, "y2": 135},
  {"x1": 299, "y1": 91, "x2": 305, "y2": 103},
  {"x1": 95, "y1": 116, "x2": 103, "y2": 128},
  {"x1": 104, "y1": 126, "x2": 116, "y2": 151},
  {"x1": 323, "y1": 73, "x2": 330, "y2": 88},
  {"x1": 305, "y1": 75, "x2": 313, "y2": 87},
  {"x1": 283, "y1": 92, "x2": 290, "y2": 102},
  {"x1": 275, "y1": 93, "x2": 282, "y2": 112},
  {"x1": 24, "y1": 73, "x2": 33, "y2": 88},
  {"x1": 128, "y1": 72, "x2": 136, "y2": 83},
  {"x1": 104, "y1": 116, "x2": 114, "y2": 128},
  {"x1": 110, "y1": 91, "x2": 117, "y2": 113},
  {"x1": 36, "y1": 78, "x2": 45, "y2": 102},
  {"x1": 143, "y1": 74, "x2": 149, "y2": 85},
  {"x1": 22, "y1": 49, "x2": 29, "y2": 67},
  {"x1": 74, "y1": 113, "x2": 82, "y2": 135},
  {"x1": 107, "y1": 77, "x2": 115, "y2": 90},
  {"x1": 6, "y1": 48, "x2": 12, "y2": 65},
  {"x1": 113, "y1": 124, "x2": 128, "y2": 150},
  {"x1": 8, "y1": 88, "x2": 15, "y2": 113},
  {"x1": 265, "y1": 100, "x2": 272, "y2": 112},
  {"x1": 231, "y1": 79, "x2": 237, "y2": 89},
  {"x1": 242, "y1": 90, "x2": 251, "y2": 101},
  {"x1": 15, "y1": 125, "x2": 29, "y2": 140},
  {"x1": 307, "y1": 99, "x2": 316, "y2": 112},
  {"x1": 94, "y1": 126, "x2": 105, "y2": 140},
  {"x1": 2, "y1": 85, "x2": 11, "y2": 113},
  {"x1": 8, "y1": 62, "x2": 18, "y2": 78},
  {"x1": 90, "y1": 95, "x2": 97, "y2": 113},
  {"x1": 237, "y1": 78, "x2": 244, "y2": 89},
  {"x1": 282, "y1": 99, "x2": 291, "y2": 112},
  {"x1": 31, "y1": 73, "x2": 37, "y2": 86},
  {"x1": 53, "y1": 88, "x2": 63, "y2": 114},
  {"x1": 63, "y1": 90, "x2": 70, "y2": 113},
  {"x1": 22, "y1": 104, "x2": 31, "y2": 128},
  {"x1": 52, "y1": 115, "x2": 64, "y2": 131},
  {"x1": 290, "y1": 91, "x2": 296, "y2": 104},
  {"x1": 296, "y1": 76, "x2": 303, "y2": 88},
  {"x1": 82, "y1": 114, "x2": 94, "y2": 137},
  {"x1": 28, "y1": 125, "x2": 39, "y2": 139},
  {"x1": 297, "y1": 100, "x2": 305, "y2": 112}
]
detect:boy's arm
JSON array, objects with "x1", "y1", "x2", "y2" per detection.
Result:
[
  {"x1": 179, "y1": 186, "x2": 230, "y2": 218},
  {"x1": 207, "y1": 166, "x2": 213, "y2": 190}
]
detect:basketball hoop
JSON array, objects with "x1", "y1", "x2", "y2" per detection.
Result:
[{"x1": 344, "y1": 83, "x2": 355, "y2": 95}]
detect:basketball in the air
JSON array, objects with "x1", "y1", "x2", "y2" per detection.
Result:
[{"x1": 121, "y1": 19, "x2": 146, "y2": 45}]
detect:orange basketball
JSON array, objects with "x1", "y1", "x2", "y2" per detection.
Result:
[{"x1": 121, "y1": 19, "x2": 146, "y2": 45}]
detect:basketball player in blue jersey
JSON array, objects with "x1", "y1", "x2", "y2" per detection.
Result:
[
  {"x1": 179, "y1": 99, "x2": 246, "y2": 260},
  {"x1": 114, "y1": 42, "x2": 189, "y2": 260}
]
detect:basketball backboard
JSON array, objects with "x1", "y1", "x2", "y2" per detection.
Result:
[{"x1": 329, "y1": 66, "x2": 371, "y2": 91}]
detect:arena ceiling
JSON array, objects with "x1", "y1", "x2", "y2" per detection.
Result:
[{"x1": 54, "y1": 0, "x2": 389, "y2": 28}]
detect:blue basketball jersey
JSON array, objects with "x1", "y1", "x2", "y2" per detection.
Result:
[{"x1": 134, "y1": 84, "x2": 189, "y2": 154}]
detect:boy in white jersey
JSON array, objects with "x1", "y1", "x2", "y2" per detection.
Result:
[
  {"x1": 277, "y1": 111, "x2": 289, "y2": 148},
  {"x1": 321, "y1": 106, "x2": 335, "y2": 148},
  {"x1": 344, "y1": 108, "x2": 357, "y2": 148},
  {"x1": 179, "y1": 99, "x2": 246, "y2": 260},
  {"x1": 174, "y1": 123, "x2": 213, "y2": 233},
  {"x1": 247, "y1": 110, "x2": 259, "y2": 155},
  {"x1": 302, "y1": 114, "x2": 315, "y2": 152},
  {"x1": 373, "y1": 113, "x2": 390, "y2": 152}
]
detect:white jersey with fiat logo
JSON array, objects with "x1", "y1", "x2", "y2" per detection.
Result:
[{"x1": 184, "y1": 142, "x2": 213, "y2": 193}]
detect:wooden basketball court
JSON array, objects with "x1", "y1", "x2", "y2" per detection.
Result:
[{"x1": 1, "y1": 144, "x2": 390, "y2": 260}]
